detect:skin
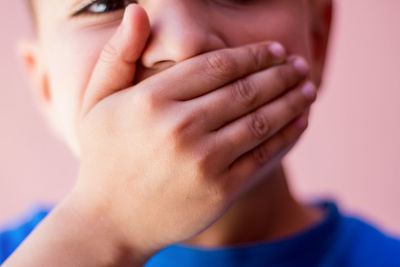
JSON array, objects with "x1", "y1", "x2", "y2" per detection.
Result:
[{"x1": 5, "y1": 0, "x2": 332, "y2": 266}]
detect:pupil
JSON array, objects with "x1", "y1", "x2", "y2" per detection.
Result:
[{"x1": 88, "y1": 0, "x2": 127, "y2": 13}]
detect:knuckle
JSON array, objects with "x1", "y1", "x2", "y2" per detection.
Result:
[
  {"x1": 195, "y1": 148, "x2": 215, "y2": 177},
  {"x1": 168, "y1": 107, "x2": 208, "y2": 144},
  {"x1": 231, "y1": 78, "x2": 258, "y2": 107},
  {"x1": 138, "y1": 90, "x2": 162, "y2": 114},
  {"x1": 247, "y1": 45, "x2": 269, "y2": 69},
  {"x1": 205, "y1": 52, "x2": 238, "y2": 80},
  {"x1": 165, "y1": 124, "x2": 185, "y2": 153},
  {"x1": 190, "y1": 108, "x2": 208, "y2": 130},
  {"x1": 247, "y1": 112, "x2": 271, "y2": 140},
  {"x1": 100, "y1": 42, "x2": 120, "y2": 65},
  {"x1": 187, "y1": 147, "x2": 219, "y2": 188},
  {"x1": 170, "y1": 112, "x2": 198, "y2": 143}
]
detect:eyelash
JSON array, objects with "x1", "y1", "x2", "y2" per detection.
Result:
[
  {"x1": 73, "y1": 0, "x2": 137, "y2": 17},
  {"x1": 72, "y1": 0, "x2": 255, "y2": 17}
]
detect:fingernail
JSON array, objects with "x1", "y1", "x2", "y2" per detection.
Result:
[
  {"x1": 122, "y1": 4, "x2": 134, "y2": 27},
  {"x1": 301, "y1": 82, "x2": 317, "y2": 102},
  {"x1": 292, "y1": 57, "x2": 309, "y2": 76},
  {"x1": 295, "y1": 115, "x2": 308, "y2": 130},
  {"x1": 269, "y1": 43, "x2": 285, "y2": 60}
]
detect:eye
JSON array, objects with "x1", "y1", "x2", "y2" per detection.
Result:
[
  {"x1": 215, "y1": 0, "x2": 259, "y2": 6},
  {"x1": 73, "y1": 0, "x2": 137, "y2": 16}
]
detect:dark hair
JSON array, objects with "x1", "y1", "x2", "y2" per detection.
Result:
[
  {"x1": 27, "y1": 0, "x2": 34, "y2": 13},
  {"x1": 26, "y1": 0, "x2": 36, "y2": 26}
]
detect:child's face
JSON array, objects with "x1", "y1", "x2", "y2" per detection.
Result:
[{"x1": 24, "y1": 0, "x2": 331, "y2": 154}]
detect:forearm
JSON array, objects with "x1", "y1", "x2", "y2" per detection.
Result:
[{"x1": 3, "y1": 191, "x2": 152, "y2": 267}]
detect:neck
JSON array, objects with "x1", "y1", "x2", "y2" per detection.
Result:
[{"x1": 183, "y1": 163, "x2": 323, "y2": 247}]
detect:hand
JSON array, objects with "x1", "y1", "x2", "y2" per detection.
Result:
[{"x1": 75, "y1": 3, "x2": 316, "y2": 260}]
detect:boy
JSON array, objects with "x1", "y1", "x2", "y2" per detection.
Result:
[{"x1": 1, "y1": 0, "x2": 400, "y2": 266}]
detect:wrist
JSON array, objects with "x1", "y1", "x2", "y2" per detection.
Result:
[{"x1": 56, "y1": 187, "x2": 156, "y2": 267}]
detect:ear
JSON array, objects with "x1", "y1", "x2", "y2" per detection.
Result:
[
  {"x1": 18, "y1": 40, "x2": 61, "y2": 131},
  {"x1": 18, "y1": 40, "x2": 52, "y2": 110},
  {"x1": 18, "y1": 41, "x2": 81, "y2": 156},
  {"x1": 18, "y1": 39, "x2": 70, "y2": 144},
  {"x1": 309, "y1": 0, "x2": 333, "y2": 87}
]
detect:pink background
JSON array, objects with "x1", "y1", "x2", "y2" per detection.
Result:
[{"x1": 1, "y1": 1, "x2": 399, "y2": 235}]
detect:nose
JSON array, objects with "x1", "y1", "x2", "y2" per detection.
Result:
[{"x1": 140, "y1": 1, "x2": 226, "y2": 69}]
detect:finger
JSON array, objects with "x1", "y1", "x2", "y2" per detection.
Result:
[
  {"x1": 214, "y1": 81, "x2": 316, "y2": 168},
  {"x1": 139, "y1": 42, "x2": 288, "y2": 101},
  {"x1": 81, "y1": 5, "x2": 150, "y2": 116},
  {"x1": 191, "y1": 56, "x2": 309, "y2": 131},
  {"x1": 225, "y1": 113, "x2": 309, "y2": 193}
]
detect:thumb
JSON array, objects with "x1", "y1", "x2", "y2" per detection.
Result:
[{"x1": 81, "y1": 4, "x2": 150, "y2": 116}]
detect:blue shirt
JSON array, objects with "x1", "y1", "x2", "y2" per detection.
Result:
[{"x1": 1, "y1": 202, "x2": 400, "y2": 266}]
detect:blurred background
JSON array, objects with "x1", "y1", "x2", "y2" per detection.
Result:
[{"x1": 1, "y1": 0, "x2": 399, "y2": 235}]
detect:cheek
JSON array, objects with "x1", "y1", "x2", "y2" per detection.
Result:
[
  {"x1": 213, "y1": 3, "x2": 311, "y2": 61},
  {"x1": 43, "y1": 27, "x2": 117, "y2": 145}
]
